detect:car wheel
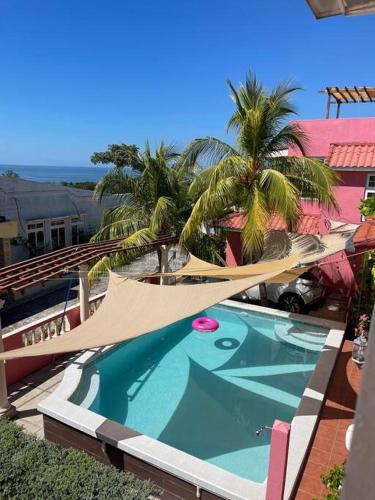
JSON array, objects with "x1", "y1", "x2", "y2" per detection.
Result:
[{"x1": 278, "y1": 293, "x2": 304, "y2": 313}]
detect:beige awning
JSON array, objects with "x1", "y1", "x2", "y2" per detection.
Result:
[{"x1": 0, "y1": 262, "x2": 296, "y2": 361}]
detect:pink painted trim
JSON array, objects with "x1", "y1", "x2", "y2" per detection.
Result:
[{"x1": 266, "y1": 419, "x2": 291, "y2": 500}]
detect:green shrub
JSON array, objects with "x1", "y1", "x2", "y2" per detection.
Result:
[
  {"x1": 0, "y1": 419, "x2": 160, "y2": 499},
  {"x1": 321, "y1": 461, "x2": 345, "y2": 500}
]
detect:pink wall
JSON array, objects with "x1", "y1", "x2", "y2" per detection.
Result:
[
  {"x1": 311, "y1": 251, "x2": 358, "y2": 296},
  {"x1": 320, "y1": 171, "x2": 367, "y2": 224},
  {"x1": 4, "y1": 294, "x2": 104, "y2": 387},
  {"x1": 289, "y1": 118, "x2": 375, "y2": 157},
  {"x1": 225, "y1": 232, "x2": 243, "y2": 266}
]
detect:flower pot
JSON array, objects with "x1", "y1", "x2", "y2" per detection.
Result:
[{"x1": 352, "y1": 335, "x2": 368, "y2": 365}]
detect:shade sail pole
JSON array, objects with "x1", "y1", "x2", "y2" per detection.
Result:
[
  {"x1": 159, "y1": 245, "x2": 169, "y2": 286},
  {"x1": 79, "y1": 264, "x2": 90, "y2": 323}
]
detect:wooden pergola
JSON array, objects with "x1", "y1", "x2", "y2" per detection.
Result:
[
  {"x1": 0, "y1": 234, "x2": 176, "y2": 298},
  {"x1": 320, "y1": 86, "x2": 375, "y2": 118},
  {"x1": 307, "y1": 0, "x2": 375, "y2": 19}
]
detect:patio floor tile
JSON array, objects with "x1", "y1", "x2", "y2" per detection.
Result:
[{"x1": 294, "y1": 340, "x2": 362, "y2": 499}]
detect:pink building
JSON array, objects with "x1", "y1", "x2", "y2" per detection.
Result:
[
  {"x1": 218, "y1": 117, "x2": 375, "y2": 294},
  {"x1": 289, "y1": 117, "x2": 375, "y2": 224}
]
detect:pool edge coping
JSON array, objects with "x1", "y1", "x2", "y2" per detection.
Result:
[{"x1": 37, "y1": 301, "x2": 345, "y2": 500}]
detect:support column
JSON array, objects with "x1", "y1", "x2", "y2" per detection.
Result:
[
  {"x1": 266, "y1": 420, "x2": 291, "y2": 500},
  {"x1": 0, "y1": 301, "x2": 16, "y2": 419},
  {"x1": 79, "y1": 264, "x2": 90, "y2": 323},
  {"x1": 159, "y1": 245, "x2": 169, "y2": 286}
]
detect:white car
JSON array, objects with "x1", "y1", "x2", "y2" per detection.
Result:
[{"x1": 232, "y1": 271, "x2": 323, "y2": 313}]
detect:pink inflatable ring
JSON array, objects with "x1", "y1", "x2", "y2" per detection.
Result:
[{"x1": 192, "y1": 317, "x2": 219, "y2": 332}]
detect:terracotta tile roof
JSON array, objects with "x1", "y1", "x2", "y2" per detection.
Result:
[
  {"x1": 353, "y1": 217, "x2": 375, "y2": 246},
  {"x1": 327, "y1": 143, "x2": 375, "y2": 168},
  {"x1": 215, "y1": 212, "x2": 325, "y2": 235}
]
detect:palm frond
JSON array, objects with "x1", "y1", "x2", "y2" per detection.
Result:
[
  {"x1": 94, "y1": 169, "x2": 139, "y2": 203},
  {"x1": 259, "y1": 168, "x2": 300, "y2": 227},
  {"x1": 181, "y1": 176, "x2": 240, "y2": 243},
  {"x1": 120, "y1": 227, "x2": 156, "y2": 249},
  {"x1": 272, "y1": 156, "x2": 339, "y2": 210},
  {"x1": 182, "y1": 137, "x2": 239, "y2": 167},
  {"x1": 242, "y1": 187, "x2": 269, "y2": 257},
  {"x1": 149, "y1": 196, "x2": 176, "y2": 234}
]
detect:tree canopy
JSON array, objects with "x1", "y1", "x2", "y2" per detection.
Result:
[
  {"x1": 91, "y1": 144, "x2": 142, "y2": 170},
  {"x1": 1, "y1": 169, "x2": 19, "y2": 178},
  {"x1": 180, "y1": 73, "x2": 338, "y2": 256}
]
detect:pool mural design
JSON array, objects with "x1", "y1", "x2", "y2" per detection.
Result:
[{"x1": 70, "y1": 305, "x2": 329, "y2": 483}]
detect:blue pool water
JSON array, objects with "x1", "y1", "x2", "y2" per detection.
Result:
[{"x1": 70, "y1": 305, "x2": 329, "y2": 483}]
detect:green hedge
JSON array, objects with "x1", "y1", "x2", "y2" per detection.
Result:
[{"x1": 0, "y1": 419, "x2": 160, "y2": 499}]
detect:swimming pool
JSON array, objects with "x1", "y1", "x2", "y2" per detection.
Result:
[
  {"x1": 39, "y1": 301, "x2": 345, "y2": 499},
  {"x1": 70, "y1": 304, "x2": 328, "y2": 483}
]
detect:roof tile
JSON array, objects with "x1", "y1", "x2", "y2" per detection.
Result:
[
  {"x1": 327, "y1": 143, "x2": 375, "y2": 168},
  {"x1": 353, "y1": 217, "x2": 375, "y2": 246},
  {"x1": 216, "y1": 212, "x2": 326, "y2": 235}
]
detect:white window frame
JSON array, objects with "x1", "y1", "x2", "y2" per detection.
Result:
[
  {"x1": 71, "y1": 216, "x2": 84, "y2": 245},
  {"x1": 26, "y1": 219, "x2": 46, "y2": 254},
  {"x1": 50, "y1": 218, "x2": 66, "y2": 250},
  {"x1": 365, "y1": 174, "x2": 375, "y2": 200}
]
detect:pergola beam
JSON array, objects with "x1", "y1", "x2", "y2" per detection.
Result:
[
  {"x1": 320, "y1": 86, "x2": 375, "y2": 118},
  {"x1": 364, "y1": 85, "x2": 374, "y2": 102},
  {"x1": 0, "y1": 235, "x2": 177, "y2": 297},
  {"x1": 345, "y1": 86, "x2": 357, "y2": 102},
  {"x1": 354, "y1": 85, "x2": 366, "y2": 102}
]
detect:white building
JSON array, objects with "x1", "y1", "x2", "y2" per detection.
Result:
[{"x1": 0, "y1": 177, "x2": 117, "y2": 266}]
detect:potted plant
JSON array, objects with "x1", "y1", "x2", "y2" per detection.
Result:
[{"x1": 352, "y1": 314, "x2": 370, "y2": 365}]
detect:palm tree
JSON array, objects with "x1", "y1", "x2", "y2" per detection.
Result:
[
  {"x1": 180, "y1": 74, "x2": 338, "y2": 259},
  {"x1": 90, "y1": 141, "x2": 219, "y2": 282}
]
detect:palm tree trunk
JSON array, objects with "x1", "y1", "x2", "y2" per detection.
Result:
[{"x1": 259, "y1": 282, "x2": 268, "y2": 307}]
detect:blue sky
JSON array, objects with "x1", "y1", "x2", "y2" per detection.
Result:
[{"x1": 1, "y1": 0, "x2": 375, "y2": 166}]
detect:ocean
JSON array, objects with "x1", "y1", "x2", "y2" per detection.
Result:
[{"x1": 0, "y1": 164, "x2": 111, "y2": 184}]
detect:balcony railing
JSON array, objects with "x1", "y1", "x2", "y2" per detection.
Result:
[{"x1": 3, "y1": 292, "x2": 106, "y2": 386}]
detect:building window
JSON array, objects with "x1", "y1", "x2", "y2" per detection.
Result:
[
  {"x1": 71, "y1": 216, "x2": 83, "y2": 245},
  {"x1": 51, "y1": 219, "x2": 66, "y2": 250},
  {"x1": 368, "y1": 174, "x2": 375, "y2": 188},
  {"x1": 27, "y1": 222, "x2": 45, "y2": 256}
]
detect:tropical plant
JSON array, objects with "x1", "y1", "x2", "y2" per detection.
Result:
[
  {"x1": 359, "y1": 196, "x2": 375, "y2": 217},
  {"x1": 321, "y1": 461, "x2": 345, "y2": 500},
  {"x1": 180, "y1": 74, "x2": 339, "y2": 258},
  {"x1": 90, "y1": 141, "x2": 222, "y2": 282}
]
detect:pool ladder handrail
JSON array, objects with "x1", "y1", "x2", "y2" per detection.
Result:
[{"x1": 255, "y1": 425, "x2": 272, "y2": 436}]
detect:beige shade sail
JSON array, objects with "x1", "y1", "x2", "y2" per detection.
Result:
[
  {"x1": 169, "y1": 254, "x2": 303, "y2": 280},
  {"x1": 0, "y1": 264, "x2": 295, "y2": 361},
  {"x1": 163, "y1": 230, "x2": 353, "y2": 282}
]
